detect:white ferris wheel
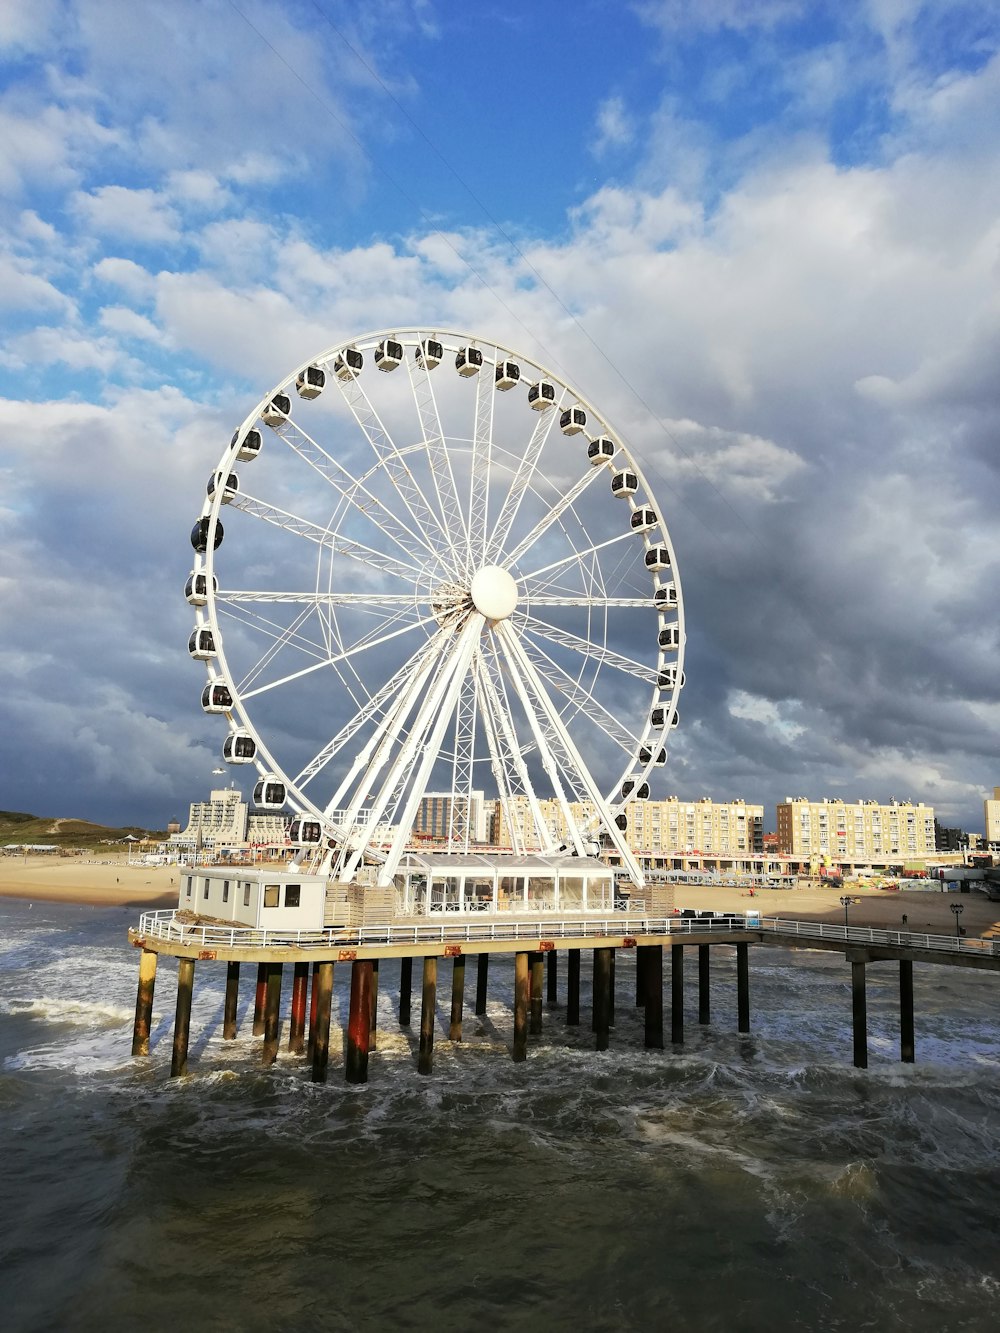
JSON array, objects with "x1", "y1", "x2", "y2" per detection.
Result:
[{"x1": 186, "y1": 330, "x2": 685, "y2": 888}]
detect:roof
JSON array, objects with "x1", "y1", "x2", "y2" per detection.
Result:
[{"x1": 396, "y1": 852, "x2": 612, "y2": 877}]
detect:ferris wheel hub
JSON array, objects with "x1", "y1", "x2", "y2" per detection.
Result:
[{"x1": 470, "y1": 565, "x2": 518, "y2": 621}]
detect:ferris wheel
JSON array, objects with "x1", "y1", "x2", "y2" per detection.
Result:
[{"x1": 185, "y1": 330, "x2": 684, "y2": 887}]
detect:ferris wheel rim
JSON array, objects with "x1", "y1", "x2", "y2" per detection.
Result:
[{"x1": 187, "y1": 329, "x2": 685, "y2": 876}]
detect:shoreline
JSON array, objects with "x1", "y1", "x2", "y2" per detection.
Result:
[{"x1": 1, "y1": 855, "x2": 997, "y2": 935}]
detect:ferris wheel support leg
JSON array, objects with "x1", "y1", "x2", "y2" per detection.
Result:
[
  {"x1": 374, "y1": 615, "x2": 485, "y2": 887},
  {"x1": 418, "y1": 957, "x2": 437, "y2": 1076},
  {"x1": 493, "y1": 633, "x2": 588, "y2": 858},
  {"x1": 496, "y1": 622, "x2": 647, "y2": 888}
]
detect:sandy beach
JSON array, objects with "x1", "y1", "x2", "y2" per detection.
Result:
[{"x1": 1, "y1": 854, "x2": 997, "y2": 936}]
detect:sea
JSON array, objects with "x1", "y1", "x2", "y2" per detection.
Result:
[{"x1": 1, "y1": 897, "x2": 998, "y2": 1332}]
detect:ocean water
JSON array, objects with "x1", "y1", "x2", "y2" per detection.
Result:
[{"x1": 1, "y1": 899, "x2": 998, "y2": 1332}]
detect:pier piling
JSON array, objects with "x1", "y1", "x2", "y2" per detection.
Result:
[
  {"x1": 546, "y1": 951, "x2": 558, "y2": 1006},
  {"x1": 310, "y1": 962, "x2": 334, "y2": 1083},
  {"x1": 369, "y1": 958, "x2": 379, "y2": 1053},
  {"x1": 288, "y1": 961, "x2": 308, "y2": 1054},
  {"x1": 131, "y1": 948, "x2": 157, "y2": 1057},
  {"x1": 530, "y1": 952, "x2": 544, "y2": 1035},
  {"x1": 641, "y1": 945, "x2": 663, "y2": 1049},
  {"x1": 671, "y1": 945, "x2": 684, "y2": 1045},
  {"x1": 450, "y1": 956, "x2": 466, "y2": 1041},
  {"x1": 399, "y1": 955, "x2": 413, "y2": 1026},
  {"x1": 736, "y1": 942, "x2": 750, "y2": 1034},
  {"x1": 698, "y1": 945, "x2": 711, "y2": 1025},
  {"x1": 513, "y1": 951, "x2": 529, "y2": 1061},
  {"x1": 223, "y1": 960, "x2": 240, "y2": 1041},
  {"x1": 851, "y1": 957, "x2": 868, "y2": 1069},
  {"x1": 418, "y1": 957, "x2": 436, "y2": 1075},
  {"x1": 252, "y1": 961, "x2": 267, "y2": 1036},
  {"x1": 261, "y1": 963, "x2": 283, "y2": 1065},
  {"x1": 593, "y1": 948, "x2": 612, "y2": 1051},
  {"x1": 169, "y1": 957, "x2": 195, "y2": 1078},
  {"x1": 900, "y1": 960, "x2": 915, "y2": 1063},
  {"x1": 566, "y1": 948, "x2": 580, "y2": 1026},
  {"x1": 635, "y1": 946, "x2": 646, "y2": 1007},
  {"x1": 475, "y1": 953, "x2": 489, "y2": 1015},
  {"x1": 346, "y1": 959, "x2": 373, "y2": 1084},
  {"x1": 307, "y1": 961, "x2": 319, "y2": 1057}
]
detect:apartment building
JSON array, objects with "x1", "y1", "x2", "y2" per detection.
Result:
[
  {"x1": 984, "y1": 787, "x2": 1000, "y2": 845},
  {"x1": 413, "y1": 790, "x2": 488, "y2": 843},
  {"x1": 776, "y1": 797, "x2": 936, "y2": 860},
  {"x1": 491, "y1": 794, "x2": 763, "y2": 856}
]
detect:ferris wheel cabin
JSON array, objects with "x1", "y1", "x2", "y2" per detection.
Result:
[
  {"x1": 416, "y1": 338, "x2": 442, "y2": 369},
  {"x1": 223, "y1": 731, "x2": 256, "y2": 764},
  {"x1": 188, "y1": 627, "x2": 216, "y2": 660},
  {"x1": 253, "y1": 776, "x2": 286, "y2": 810},
  {"x1": 333, "y1": 348, "x2": 363, "y2": 381},
  {"x1": 233, "y1": 428, "x2": 262, "y2": 462},
  {"x1": 495, "y1": 360, "x2": 520, "y2": 390},
  {"x1": 455, "y1": 345, "x2": 483, "y2": 376},
  {"x1": 190, "y1": 517, "x2": 222, "y2": 553},
  {"x1": 184, "y1": 570, "x2": 217, "y2": 606},
  {"x1": 588, "y1": 437, "x2": 616, "y2": 465},
  {"x1": 261, "y1": 393, "x2": 291, "y2": 426},
  {"x1": 207, "y1": 471, "x2": 238, "y2": 503},
  {"x1": 375, "y1": 339, "x2": 403, "y2": 371},
  {"x1": 295, "y1": 365, "x2": 326, "y2": 399},
  {"x1": 528, "y1": 380, "x2": 556, "y2": 410},
  {"x1": 202, "y1": 681, "x2": 232, "y2": 713}
]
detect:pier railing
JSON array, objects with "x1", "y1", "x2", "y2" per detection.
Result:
[
  {"x1": 132, "y1": 910, "x2": 1000, "y2": 958},
  {"x1": 761, "y1": 917, "x2": 1000, "y2": 957},
  {"x1": 134, "y1": 909, "x2": 750, "y2": 951}
]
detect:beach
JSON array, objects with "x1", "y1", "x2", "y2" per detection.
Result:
[{"x1": 1, "y1": 853, "x2": 997, "y2": 936}]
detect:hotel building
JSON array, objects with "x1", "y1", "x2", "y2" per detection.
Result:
[{"x1": 776, "y1": 797, "x2": 935, "y2": 861}]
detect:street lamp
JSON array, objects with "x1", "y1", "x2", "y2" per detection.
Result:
[
  {"x1": 840, "y1": 894, "x2": 852, "y2": 930},
  {"x1": 950, "y1": 902, "x2": 964, "y2": 938}
]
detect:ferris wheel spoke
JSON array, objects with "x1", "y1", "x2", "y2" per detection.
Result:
[
  {"x1": 229, "y1": 492, "x2": 426, "y2": 582},
  {"x1": 515, "y1": 612, "x2": 661, "y2": 686},
  {"x1": 267, "y1": 417, "x2": 442, "y2": 567},
  {"x1": 519, "y1": 635, "x2": 641, "y2": 754},
  {"x1": 523, "y1": 595, "x2": 652, "y2": 608},
  {"x1": 496, "y1": 621, "x2": 646, "y2": 882},
  {"x1": 501, "y1": 463, "x2": 605, "y2": 568},
  {"x1": 516, "y1": 528, "x2": 638, "y2": 588},
  {"x1": 466, "y1": 360, "x2": 496, "y2": 576},
  {"x1": 219, "y1": 591, "x2": 425, "y2": 607},
  {"x1": 333, "y1": 368, "x2": 461, "y2": 575},
  {"x1": 485, "y1": 389, "x2": 566, "y2": 564},
  {"x1": 473, "y1": 657, "x2": 523, "y2": 854},
  {"x1": 405, "y1": 345, "x2": 471, "y2": 575}
]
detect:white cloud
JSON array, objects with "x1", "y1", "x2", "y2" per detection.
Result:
[
  {"x1": 73, "y1": 185, "x2": 182, "y2": 245},
  {"x1": 592, "y1": 96, "x2": 635, "y2": 159}
]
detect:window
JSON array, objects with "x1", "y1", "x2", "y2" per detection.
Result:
[
  {"x1": 222, "y1": 880, "x2": 230, "y2": 903},
  {"x1": 263, "y1": 884, "x2": 280, "y2": 908},
  {"x1": 185, "y1": 877, "x2": 193, "y2": 898},
  {"x1": 244, "y1": 884, "x2": 251, "y2": 907},
  {"x1": 203, "y1": 881, "x2": 209, "y2": 899},
  {"x1": 285, "y1": 884, "x2": 301, "y2": 908}
]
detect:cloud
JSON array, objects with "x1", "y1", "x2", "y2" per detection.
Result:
[
  {"x1": 592, "y1": 96, "x2": 635, "y2": 159},
  {"x1": 72, "y1": 185, "x2": 182, "y2": 246}
]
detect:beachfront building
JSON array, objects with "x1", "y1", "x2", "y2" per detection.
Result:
[
  {"x1": 776, "y1": 797, "x2": 936, "y2": 861},
  {"x1": 985, "y1": 788, "x2": 1000, "y2": 846},
  {"x1": 491, "y1": 794, "x2": 764, "y2": 857},
  {"x1": 174, "y1": 787, "x2": 248, "y2": 847}
]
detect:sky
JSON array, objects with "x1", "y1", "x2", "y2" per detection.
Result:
[{"x1": 1, "y1": 0, "x2": 998, "y2": 834}]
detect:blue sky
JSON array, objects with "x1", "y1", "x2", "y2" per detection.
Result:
[{"x1": 1, "y1": 0, "x2": 999, "y2": 834}]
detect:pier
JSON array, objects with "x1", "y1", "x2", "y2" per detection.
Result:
[{"x1": 128, "y1": 912, "x2": 1000, "y2": 1080}]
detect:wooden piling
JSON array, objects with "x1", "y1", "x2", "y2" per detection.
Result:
[
  {"x1": 566, "y1": 949, "x2": 580, "y2": 1026},
  {"x1": 418, "y1": 957, "x2": 436, "y2": 1075},
  {"x1": 307, "y1": 961, "x2": 319, "y2": 1056},
  {"x1": 222, "y1": 960, "x2": 240, "y2": 1041},
  {"x1": 635, "y1": 946, "x2": 646, "y2": 1007},
  {"x1": 399, "y1": 955, "x2": 413, "y2": 1026},
  {"x1": 513, "y1": 951, "x2": 529, "y2": 1062},
  {"x1": 736, "y1": 942, "x2": 750, "y2": 1034},
  {"x1": 288, "y1": 961, "x2": 308, "y2": 1054},
  {"x1": 852, "y1": 958, "x2": 868, "y2": 1069},
  {"x1": 593, "y1": 948, "x2": 612, "y2": 1051},
  {"x1": 346, "y1": 959, "x2": 373, "y2": 1084},
  {"x1": 899, "y1": 959, "x2": 915, "y2": 1064},
  {"x1": 369, "y1": 957, "x2": 379, "y2": 1053},
  {"x1": 530, "y1": 952, "x2": 544, "y2": 1035},
  {"x1": 310, "y1": 961, "x2": 334, "y2": 1083},
  {"x1": 252, "y1": 961, "x2": 267, "y2": 1036},
  {"x1": 131, "y1": 948, "x2": 158, "y2": 1057},
  {"x1": 641, "y1": 945, "x2": 663, "y2": 1049},
  {"x1": 671, "y1": 944, "x2": 684, "y2": 1045},
  {"x1": 698, "y1": 944, "x2": 711, "y2": 1025},
  {"x1": 475, "y1": 953, "x2": 489, "y2": 1015},
  {"x1": 262, "y1": 962, "x2": 283, "y2": 1065},
  {"x1": 169, "y1": 957, "x2": 195, "y2": 1078},
  {"x1": 450, "y1": 955, "x2": 466, "y2": 1041},
  {"x1": 610, "y1": 950, "x2": 616, "y2": 1027},
  {"x1": 546, "y1": 950, "x2": 558, "y2": 1006}
]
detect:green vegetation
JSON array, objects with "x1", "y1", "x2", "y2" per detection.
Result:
[{"x1": 0, "y1": 811, "x2": 165, "y2": 850}]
